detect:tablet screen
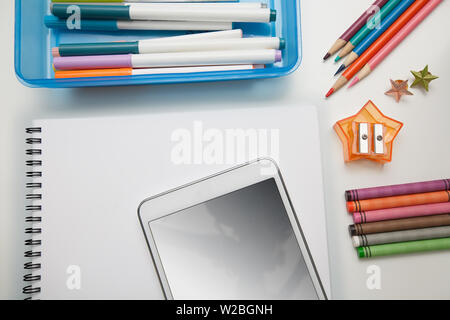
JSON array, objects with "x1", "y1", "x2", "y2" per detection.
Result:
[{"x1": 148, "y1": 178, "x2": 319, "y2": 299}]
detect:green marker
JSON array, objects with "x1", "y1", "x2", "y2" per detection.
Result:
[
  {"x1": 335, "y1": 0, "x2": 403, "y2": 61},
  {"x1": 358, "y1": 237, "x2": 450, "y2": 258}
]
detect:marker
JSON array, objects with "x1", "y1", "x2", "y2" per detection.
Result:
[
  {"x1": 54, "y1": 37, "x2": 285, "y2": 57},
  {"x1": 350, "y1": 214, "x2": 450, "y2": 236},
  {"x1": 353, "y1": 202, "x2": 450, "y2": 224},
  {"x1": 352, "y1": 226, "x2": 450, "y2": 247},
  {"x1": 82, "y1": 2, "x2": 267, "y2": 9},
  {"x1": 335, "y1": 0, "x2": 403, "y2": 61},
  {"x1": 357, "y1": 237, "x2": 450, "y2": 258},
  {"x1": 323, "y1": 0, "x2": 389, "y2": 60},
  {"x1": 345, "y1": 178, "x2": 450, "y2": 201},
  {"x1": 52, "y1": 29, "x2": 244, "y2": 57},
  {"x1": 347, "y1": 190, "x2": 450, "y2": 213},
  {"x1": 44, "y1": 15, "x2": 232, "y2": 31},
  {"x1": 350, "y1": 0, "x2": 442, "y2": 87},
  {"x1": 54, "y1": 65, "x2": 263, "y2": 79},
  {"x1": 51, "y1": 4, "x2": 277, "y2": 23},
  {"x1": 335, "y1": 0, "x2": 418, "y2": 75},
  {"x1": 53, "y1": 49, "x2": 282, "y2": 70},
  {"x1": 327, "y1": 0, "x2": 430, "y2": 97},
  {"x1": 52, "y1": 0, "x2": 239, "y2": 2}
]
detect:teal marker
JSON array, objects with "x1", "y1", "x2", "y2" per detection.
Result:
[
  {"x1": 50, "y1": 4, "x2": 276, "y2": 23},
  {"x1": 335, "y1": 0, "x2": 403, "y2": 62}
]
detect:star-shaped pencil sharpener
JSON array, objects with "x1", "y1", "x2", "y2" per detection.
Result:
[{"x1": 334, "y1": 100, "x2": 403, "y2": 164}]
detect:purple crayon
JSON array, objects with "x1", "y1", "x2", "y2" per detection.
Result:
[{"x1": 346, "y1": 179, "x2": 450, "y2": 201}]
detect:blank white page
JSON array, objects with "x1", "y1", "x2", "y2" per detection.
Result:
[{"x1": 28, "y1": 104, "x2": 330, "y2": 299}]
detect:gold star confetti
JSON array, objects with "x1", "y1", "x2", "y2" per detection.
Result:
[
  {"x1": 411, "y1": 65, "x2": 439, "y2": 91},
  {"x1": 385, "y1": 79, "x2": 413, "y2": 103}
]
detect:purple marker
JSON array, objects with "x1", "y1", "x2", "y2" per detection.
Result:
[
  {"x1": 346, "y1": 179, "x2": 450, "y2": 201},
  {"x1": 53, "y1": 49, "x2": 282, "y2": 70}
]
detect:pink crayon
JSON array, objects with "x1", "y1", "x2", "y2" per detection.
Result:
[
  {"x1": 349, "y1": 0, "x2": 443, "y2": 87},
  {"x1": 353, "y1": 202, "x2": 450, "y2": 224}
]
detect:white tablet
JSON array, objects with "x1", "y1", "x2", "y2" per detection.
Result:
[{"x1": 138, "y1": 159, "x2": 327, "y2": 300}]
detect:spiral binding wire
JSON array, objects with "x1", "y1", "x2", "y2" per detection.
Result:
[{"x1": 24, "y1": 127, "x2": 42, "y2": 298}]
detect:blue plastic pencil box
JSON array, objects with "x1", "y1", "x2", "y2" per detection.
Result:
[{"x1": 14, "y1": 0, "x2": 302, "y2": 88}]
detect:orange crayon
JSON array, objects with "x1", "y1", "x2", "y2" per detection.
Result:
[{"x1": 347, "y1": 190, "x2": 450, "y2": 213}]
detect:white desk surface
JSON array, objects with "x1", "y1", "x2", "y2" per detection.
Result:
[{"x1": 0, "y1": 0, "x2": 449, "y2": 299}]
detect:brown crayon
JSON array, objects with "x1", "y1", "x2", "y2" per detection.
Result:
[{"x1": 349, "y1": 214, "x2": 450, "y2": 236}]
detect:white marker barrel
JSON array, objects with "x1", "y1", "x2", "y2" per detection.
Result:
[
  {"x1": 131, "y1": 49, "x2": 281, "y2": 68},
  {"x1": 117, "y1": 20, "x2": 232, "y2": 31},
  {"x1": 139, "y1": 29, "x2": 243, "y2": 45},
  {"x1": 128, "y1": 6, "x2": 275, "y2": 23},
  {"x1": 129, "y1": 3, "x2": 267, "y2": 9},
  {"x1": 138, "y1": 37, "x2": 283, "y2": 54}
]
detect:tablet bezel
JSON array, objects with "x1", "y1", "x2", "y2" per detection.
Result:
[{"x1": 138, "y1": 158, "x2": 327, "y2": 300}]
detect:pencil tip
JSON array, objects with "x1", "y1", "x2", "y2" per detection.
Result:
[
  {"x1": 325, "y1": 88, "x2": 335, "y2": 98},
  {"x1": 334, "y1": 65, "x2": 346, "y2": 76},
  {"x1": 323, "y1": 53, "x2": 331, "y2": 60},
  {"x1": 348, "y1": 77, "x2": 359, "y2": 88},
  {"x1": 335, "y1": 56, "x2": 341, "y2": 62}
]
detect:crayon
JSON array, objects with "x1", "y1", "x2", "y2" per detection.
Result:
[
  {"x1": 54, "y1": 37, "x2": 285, "y2": 57},
  {"x1": 336, "y1": 0, "x2": 403, "y2": 61},
  {"x1": 323, "y1": 0, "x2": 389, "y2": 60},
  {"x1": 336, "y1": 0, "x2": 424, "y2": 75},
  {"x1": 54, "y1": 64, "x2": 262, "y2": 79},
  {"x1": 44, "y1": 15, "x2": 232, "y2": 31},
  {"x1": 349, "y1": 214, "x2": 450, "y2": 236},
  {"x1": 50, "y1": 4, "x2": 277, "y2": 23},
  {"x1": 352, "y1": 225, "x2": 450, "y2": 247},
  {"x1": 345, "y1": 179, "x2": 450, "y2": 201},
  {"x1": 53, "y1": 49, "x2": 282, "y2": 70},
  {"x1": 350, "y1": 0, "x2": 442, "y2": 87},
  {"x1": 357, "y1": 237, "x2": 450, "y2": 258},
  {"x1": 347, "y1": 190, "x2": 450, "y2": 213},
  {"x1": 353, "y1": 202, "x2": 450, "y2": 224}
]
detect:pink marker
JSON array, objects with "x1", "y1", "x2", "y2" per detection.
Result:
[
  {"x1": 353, "y1": 202, "x2": 450, "y2": 224},
  {"x1": 53, "y1": 49, "x2": 282, "y2": 70},
  {"x1": 349, "y1": 0, "x2": 443, "y2": 88}
]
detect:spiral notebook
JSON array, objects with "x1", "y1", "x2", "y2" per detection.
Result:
[{"x1": 23, "y1": 105, "x2": 331, "y2": 299}]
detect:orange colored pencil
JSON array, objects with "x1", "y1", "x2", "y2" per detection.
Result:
[
  {"x1": 326, "y1": 0, "x2": 430, "y2": 98},
  {"x1": 347, "y1": 190, "x2": 450, "y2": 213}
]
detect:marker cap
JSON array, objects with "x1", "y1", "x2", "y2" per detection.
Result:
[
  {"x1": 270, "y1": 9, "x2": 277, "y2": 22},
  {"x1": 279, "y1": 38, "x2": 286, "y2": 50}
]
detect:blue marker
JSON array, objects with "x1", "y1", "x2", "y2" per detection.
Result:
[
  {"x1": 50, "y1": 4, "x2": 276, "y2": 23},
  {"x1": 44, "y1": 16, "x2": 233, "y2": 32},
  {"x1": 335, "y1": 0, "x2": 415, "y2": 75}
]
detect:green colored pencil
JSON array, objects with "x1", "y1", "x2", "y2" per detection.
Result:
[
  {"x1": 336, "y1": 0, "x2": 403, "y2": 61},
  {"x1": 358, "y1": 237, "x2": 450, "y2": 258}
]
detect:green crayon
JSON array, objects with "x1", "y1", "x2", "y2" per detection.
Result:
[{"x1": 358, "y1": 237, "x2": 450, "y2": 258}]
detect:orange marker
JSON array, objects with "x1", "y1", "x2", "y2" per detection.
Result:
[
  {"x1": 326, "y1": 0, "x2": 430, "y2": 98},
  {"x1": 54, "y1": 64, "x2": 262, "y2": 79},
  {"x1": 347, "y1": 190, "x2": 450, "y2": 213}
]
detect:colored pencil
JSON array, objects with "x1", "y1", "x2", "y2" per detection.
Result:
[
  {"x1": 347, "y1": 190, "x2": 450, "y2": 213},
  {"x1": 54, "y1": 37, "x2": 284, "y2": 57},
  {"x1": 54, "y1": 64, "x2": 262, "y2": 79},
  {"x1": 345, "y1": 179, "x2": 450, "y2": 201},
  {"x1": 335, "y1": 0, "x2": 420, "y2": 75},
  {"x1": 349, "y1": 214, "x2": 450, "y2": 236},
  {"x1": 44, "y1": 15, "x2": 232, "y2": 31},
  {"x1": 357, "y1": 237, "x2": 450, "y2": 258},
  {"x1": 335, "y1": 0, "x2": 403, "y2": 61},
  {"x1": 352, "y1": 226, "x2": 450, "y2": 247},
  {"x1": 53, "y1": 49, "x2": 282, "y2": 70},
  {"x1": 323, "y1": 0, "x2": 389, "y2": 60},
  {"x1": 353, "y1": 202, "x2": 450, "y2": 224},
  {"x1": 326, "y1": 0, "x2": 430, "y2": 97},
  {"x1": 350, "y1": 0, "x2": 442, "y2": 87},
  {"x1": 50, "y1": 4, "x2": 277, "y2": 23}
]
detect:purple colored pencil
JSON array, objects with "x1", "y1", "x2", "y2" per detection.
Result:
[
  {"x1": 346, "y1": 179, "x2": 450, "y2": 201},
  {"x1": 323, "y1": 0, "x2": 389, "y2": 60}
]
